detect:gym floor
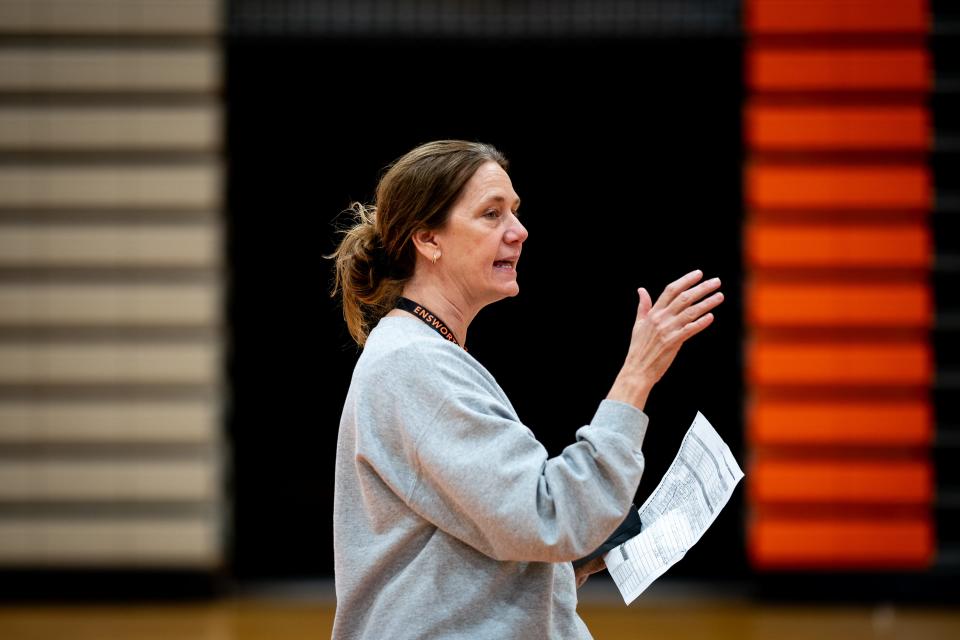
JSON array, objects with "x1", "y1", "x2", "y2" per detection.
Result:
[{"x1": 2, "y1": 580, "x2": 958, "y2": 640}]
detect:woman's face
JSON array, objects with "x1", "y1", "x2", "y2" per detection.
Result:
[{"x1": 433, "y1": 161, "x2": 528, "y2": 309}]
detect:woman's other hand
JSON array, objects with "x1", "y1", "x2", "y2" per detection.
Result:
[
  {"x1": 607, "y1": 269, "x2": 724, "y2": 411},
  {"x1": 574, "y1": 556, "x2": 606, "y2": 589}
]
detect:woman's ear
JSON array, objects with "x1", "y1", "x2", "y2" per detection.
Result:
[{"x1": 411, "y1": 228, "x2": 440, "y2": 262}]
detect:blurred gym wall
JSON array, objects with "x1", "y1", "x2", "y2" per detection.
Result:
[
  {"x1": 742, "y1": 0, "x2": 959, "y2": 599},
  {"x1": 0, "y1": 0, "x2": 227, "y2": 581},
  {"x1": 0, "y1": 0, "x2": 956, "y2": 605}
]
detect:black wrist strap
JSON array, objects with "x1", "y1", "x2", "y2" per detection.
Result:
[{"x1": 572, "y1": 504, "x2": 643, "y2": 568}]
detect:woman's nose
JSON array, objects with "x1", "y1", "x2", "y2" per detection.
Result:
[{"x1": 507, "y1": 216, "x2": 528, "y2": 243}]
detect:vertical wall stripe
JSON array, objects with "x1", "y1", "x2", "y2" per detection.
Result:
[
  {"x1": 744, "y1": 0, "x2": 935, "y2": 569},
  {"x1": 0, "y1": 0, "x2": 224, "y2": 568}
]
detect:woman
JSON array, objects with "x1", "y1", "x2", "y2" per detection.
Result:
[{"x1": 328, "y1": 140, "x2": 723, "y2": 638}]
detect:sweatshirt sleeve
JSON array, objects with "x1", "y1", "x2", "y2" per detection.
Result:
[{"x1": 360, "y1": 340, "x2": 649, "y2": 563}]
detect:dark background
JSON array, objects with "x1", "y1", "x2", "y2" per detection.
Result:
[{"x1": 225, "y1": 36, "x2": 744, "y2": 579}]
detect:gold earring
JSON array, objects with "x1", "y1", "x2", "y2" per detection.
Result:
[{"x1": 432, "y1": 251, "x2": 441, "y2": 265}]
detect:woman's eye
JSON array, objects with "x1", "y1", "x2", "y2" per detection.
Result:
[{"x1": 484, "y1": 210, "x2": 500, "y2": 218}]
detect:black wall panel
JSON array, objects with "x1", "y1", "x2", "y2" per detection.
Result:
[{"x1": 226, "y1": 36, "x2": 742, "y2": 579}]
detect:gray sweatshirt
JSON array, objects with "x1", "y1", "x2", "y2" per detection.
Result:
[{"x1": 332, "y1": 316, "x2": 649, "y2": 639}]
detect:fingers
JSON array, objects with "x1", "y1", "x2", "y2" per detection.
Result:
[
  {"x1": 621, "y1": 270, "x2": 722, "y2": 391},
  {"x1": 636, "y1": 287, "x2": 652, "y2": 320},
  {"x1": 669, "y1": 284, "x2": 722, "y2": 339},
  {"x1": 651, "y1": 270, "x2": 724, "y2": 345},
  {"x1": 638, "y1": 268, "x2": 723, "y2": 342},
  {"x1": 666, "y1": 303, "x2": 719, "y2": 344},
  {"x1": 680, "y1": 288, "x2": 724, "y2": 323},
  {"x1": 651, "y1": 270, "x2": 722, "y2": 320},
  {"x1": 652, "y1": 269, "x2": 704, "y2": 311},
  {"x1": 669, "y1": 275, "x2": 721, "y2": 313}
]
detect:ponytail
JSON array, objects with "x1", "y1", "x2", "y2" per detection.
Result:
[{"x1": 327, "y1": 202, "x2": 406, "y2": 347}]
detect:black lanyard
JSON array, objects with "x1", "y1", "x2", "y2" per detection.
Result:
[{"x1": 395, "y1": 297, "x2": 464, "y2": 349}]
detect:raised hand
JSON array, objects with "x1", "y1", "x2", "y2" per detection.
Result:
[{"x1": 607, "y1": 269, "x2": 724, "y2": 410}]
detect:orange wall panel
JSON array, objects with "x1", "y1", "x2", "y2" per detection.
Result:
[
  {"x1": 751, "y1": 460, "x2": 933, "y2": 504},
  {"x1": 746, "y1": 223, "x2": 931, "y2": 268},
  {"x1": 749, "y1": 341, "x2": 933, "y2": 386},
  {"x1": 747, "y1": 281, "x2": 933, "y2": 328},
  {"x1": 745, "y1": 0, "x2": 935, "y2": 574},
  {"x1": 746, "y1": 105, "x2": 930, "y2": 151},
  {"x1": 751, "y1": 517, "x2": 934, "y2": 568},
  {"x1": 749, "y1": 399, "x2": 933, "y2": 446},
  {"x1": 748, "y1": 48, "x2": 931, "y2": 92},
  {"x1": 747, "y1": 164, "x2": 932, "y2": 210},
  {"x1": 747, "y1": 0, "x2": 929, "y2": 34}
]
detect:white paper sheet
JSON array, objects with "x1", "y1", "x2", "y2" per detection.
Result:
[{"x1": 603, "y1": 411, "x2": 744, "y2": 605}]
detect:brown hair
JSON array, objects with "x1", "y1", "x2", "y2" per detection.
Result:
[{"x1": 327, "y1": 140, "x2": 509, "y2": 346}]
